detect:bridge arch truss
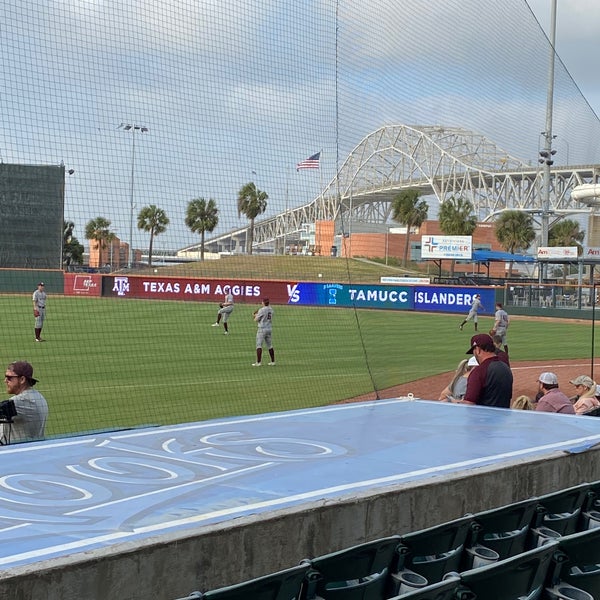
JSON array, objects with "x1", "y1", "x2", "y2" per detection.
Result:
[{"x1": 197, "y1": 125, "x2": 600, "y2": 254}]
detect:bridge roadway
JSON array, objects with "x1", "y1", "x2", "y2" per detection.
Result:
[{"x1": 2, "y1": 399, "x2": 600, "y2": 599}]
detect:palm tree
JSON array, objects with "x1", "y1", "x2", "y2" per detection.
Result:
[
  {"x1": 494, "y1": 210, "x2": 536, "y2": 277},
  {"x1": 391, "y1": 189, "x2": 428, "y2": 266},
  {"x1": 185, "y1": 198, "x2": 219, "y2": 261},
  {"x1": 63, "y1": 220, "x2": 84, "y2": 268},
  {"x1": 237, "y1": 182, "x2": 268, "y2": 255},
  {"x1": 85, "y1": 217, "x2": 115, "y2": 267},
  {"x1": 138, "y1": 205, "x2": 169, "y2": 267},
  {"x1": 549, "y1": 218, "x2": 585, "y2": 281},
  {"x1": 438, "y1": 196, "x2": 477, "y2": 275}
]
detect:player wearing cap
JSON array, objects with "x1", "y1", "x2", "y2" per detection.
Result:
[
  {"x1": 491, "y1": 302, "x2": 510, "y2": 354},
  {"x1": 536, "y1": 372, "x2": 575, "y2": 414},
  {"x1": 211, "y1": 291, "x2": 235, "y2": 335},
  {"x1": 32, "y1": 282, "x2": 47, "y2": 342},
  {"x1": 252, "y1": 298, "x2": 275, "y2": 367},
  {"x1": 462, "y1": 333, "x2": 513, "y2": 408},
  {"x1": 459, "y1": 294, "x2": 484, "y2": 332},
  {"x1": 0, "y1": 361, "x2": 48, "y2": 445}
]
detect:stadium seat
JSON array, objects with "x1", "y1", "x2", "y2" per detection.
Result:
[
  {"x1": 532, "y1": 483, "x2": 591, "y2": 537},
  {"x1": 545, "y1": 527, "x2": 600, "y2": 599},
  {"x1": 580, "y1": 481, "x2": 600, "y2": 530},
  {"x1": 393, "y1": 515, "x2": 473, "y2": 586},
  {"x1": 302, "y1": 535, "x2": 401, "y2": 600},
  {"x1": 456, "y1": 542, "x2": 558, "y2": 600},
  {"x1": 387, "y1": 576, "x2": 461, "y2": 600},
  {"x1": 175, "y1": 563, "x2": 310, "y2": 600},
  {"x1": 463, "y1": 498, "x2": 539, "y2": 566}
]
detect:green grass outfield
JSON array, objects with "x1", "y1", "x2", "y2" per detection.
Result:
[{"x1": 1, "y1": 294, "x2": 593, "y2": 438}]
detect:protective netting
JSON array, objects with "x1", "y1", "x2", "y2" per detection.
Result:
[{"x1": 0, "y1": 0, "x2": 598, "y2": 440}]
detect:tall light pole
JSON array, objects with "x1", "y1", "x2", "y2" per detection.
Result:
[
  {"x1": 119, "y1": 123, "x2": 148, "y2": 268},
  {"x1": 539, "y1": 0, "x2": 557, "y2": 281}
]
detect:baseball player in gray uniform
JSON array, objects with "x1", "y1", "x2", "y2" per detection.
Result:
[
  {"x1": 252, "y1": 298, "x2": 275, "y2": 366},
  {"x1": 459, "y1": 294, "x2": 483, "y2": 332},
  {"x1": 32, "y1": 282, "x2": 47, "y2": 342},
  {"x1": 492, "y1": 302, "x2": 510, "y2": 354},
  {"x1": 212, "y1": 291, "x2": 235, "y2": 334}
]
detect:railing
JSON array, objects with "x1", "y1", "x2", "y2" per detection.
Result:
[{"x1": 505, "y1": 283, "x2": 598, "y2": 311}]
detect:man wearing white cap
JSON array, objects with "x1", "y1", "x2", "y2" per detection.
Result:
[{"x1": 536, "y1": 372, "x2": 575, "y2": 414}]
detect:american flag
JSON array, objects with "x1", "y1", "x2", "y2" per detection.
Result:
[{"x1": 296, "y1": 152, "x2": 320, "y2": 171}]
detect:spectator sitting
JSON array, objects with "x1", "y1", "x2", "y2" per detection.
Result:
[
  {"x1": 512, "y1": 395, "x2": 534, "y2": 410},
  {"x1": 1, "y1": 361, "x2": 48, "y2": 445},
  {"x1": 536, "y1": 372, "x2": 575, "y2": 414},
  {"x1": 569, "y1": 375, "x2": 600, "y2": 415},
  {"x1": 438, "y1": 356, "x2": 478, "y2": 402}
]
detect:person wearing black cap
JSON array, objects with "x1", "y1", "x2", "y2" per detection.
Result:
[
  {"x1": 0, "y1": 361, "x2": 48, "y2": 445},
  {"x1": 462, "y1": 333, "x2": 513, "y2": 408},
  {"x1": 32, "y1": 282, "x2": 47, "y2": 342}
]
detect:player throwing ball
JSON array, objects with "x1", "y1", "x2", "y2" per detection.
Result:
[
  {"x1": 211, "y1": 292, "x2": 234, "y2": 334},
  {"x1": 252, "y1": 298, "x2": 275, "y2": 367}
]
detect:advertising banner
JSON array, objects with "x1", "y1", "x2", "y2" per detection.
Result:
[
  {"x1": 413, "y1": 286, "x2": 495, "y2": 314},
  {"x1": 421, "y1": 235, "x2": 472, "y2": 259},
  {"x1": 286, "y1": 282, "x2": 413, "y2": 310},
  {"x1": 582, "y1": 247, "x2": 600, "y2": 261},
  {"x1": 537, "y1": 247, "x2": 578, "y2": 259},
  {"x1": 102, "y1": 275, "x2": 293, "y2": 304},
  {"x1": 64, "y1": 273, "x2": 103, "y2": 296}
]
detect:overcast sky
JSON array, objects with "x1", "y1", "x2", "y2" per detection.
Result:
[{"x1": 527, "y1": 0, "x2": 600, "y2": 116}]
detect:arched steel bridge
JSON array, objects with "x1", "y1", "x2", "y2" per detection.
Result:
[{"x1": 183, "y1": 124, "x2": 600, "y2": 255}]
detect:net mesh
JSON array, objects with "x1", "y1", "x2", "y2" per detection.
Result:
[{"x1": 0, "y1": 0, "x2": 598, "y2": 439}]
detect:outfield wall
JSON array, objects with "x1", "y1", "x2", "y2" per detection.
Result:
[{"x1": 1, "y1": 447, "x2": 599, "y2": 600}]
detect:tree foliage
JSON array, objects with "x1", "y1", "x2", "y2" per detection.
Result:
[
  {"x1": 237, "y1": 182, "x2": 268, "y2": 254},
  {"x1": 391, "y1": 189, "x2": 428, "y2": 266},
  {"x1": 85, "y1": 217, "x2": 115, "y2": 253},
  {"x1": 439, "y1": 196, "x2": 477, "y2": 275},
  {"x1": 494, "y1": 210, "x2": 536, "y2": 277},
  {"x1": 138, "y1": 205, "x2": 170, "y2": 267},
  {"x1": 63, "y1": 220, "x2": 84, "y2": 267},
  {"x1": 185, "y1": 198, "x2": 219, "y2": 261},
  {"x1": 548, "y1": 219, "x2": 585, "y2": 249}
]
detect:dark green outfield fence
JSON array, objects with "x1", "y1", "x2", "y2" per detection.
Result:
[{"x1": 0, "y1": 269, "x2": 63, "y2": 293}]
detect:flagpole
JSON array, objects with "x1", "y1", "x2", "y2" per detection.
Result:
[{"x1": 283, "y1": 170, "x2": 289, "y2": 255}]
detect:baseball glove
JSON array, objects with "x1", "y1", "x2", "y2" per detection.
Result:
[
  {"x1": 489, "y1": 329, "x2": 496, "y2": 337},
  {"x1": 219, "y1": 303, "x2": 224, "y2": 308},
  {"x1": 34, "y1": 310, "x2": 40, "y2": 317}
]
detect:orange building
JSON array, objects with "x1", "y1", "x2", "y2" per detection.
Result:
[
  {"x1": 88, "y1": 237, "x2": 129, "y2": 269},
  {"x1": 314, "y1": 220, "x2": 527, "y2": 278}
]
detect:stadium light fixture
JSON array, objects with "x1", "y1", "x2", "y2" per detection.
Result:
[{"x1": 119, "y1": 123, "x2": 149, "y2": 268}]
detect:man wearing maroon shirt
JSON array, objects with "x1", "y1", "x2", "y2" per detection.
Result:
[{"x1": 462, "y1": 334, "x2": 513, "y2": 408}]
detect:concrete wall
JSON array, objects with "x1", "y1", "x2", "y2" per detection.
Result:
[{"x1": 2, "y1": 447, "x2": 600, "y2": 600}]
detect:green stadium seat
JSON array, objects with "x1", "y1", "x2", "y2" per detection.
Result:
[
  {"x1": 462, "y1": 498, "x2": 539, "y2": 566},
  {"x1": 393, "y1": 515, "x2": 473, "y2": 586},
  {"x1": 580, "y1": 481, "x2": 600, "y2": 530},
  {"x1": 303, "y1": 535, "x2": 401, "y2": 600},
  {"x1": 175, "y1": 564, "x2": 310, "y2": 600},
  {"x1": 545, "y1": 527, "x2": 600, "y2": 599},
  {"x1": 532, "y1": 483, "x2": 591, "y2": 537},
  {"x1": 387, "y1": 576, "x2": 461, "y2": 600},
  {"x1": 456, "y1": 542, "x2": 558, "y2": 600}
]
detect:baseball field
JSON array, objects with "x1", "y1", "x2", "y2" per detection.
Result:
[{"x1": 1, "y1": 291, "x2": 596, "y2": 438}]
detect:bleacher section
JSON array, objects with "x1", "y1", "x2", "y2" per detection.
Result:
[{"x1": 175, "y1": 481, "x2": 600, "y2": 600}]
